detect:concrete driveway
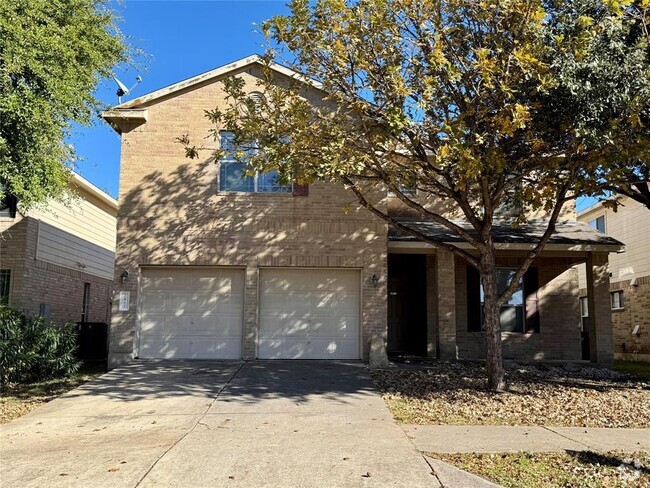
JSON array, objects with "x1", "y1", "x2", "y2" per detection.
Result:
[{"x1": 1, "y1": 361, "x2": 436, "y2": 487}]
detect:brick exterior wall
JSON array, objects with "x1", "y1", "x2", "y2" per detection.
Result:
[
  {"x1": 109, "y1": 66, "x2": 387, "y2": 366},
  {"x1": 580, "y1": 275, "x2": 650, "y2": 361},
  {"x1": 1, "y1": 216, "x2": 29, "y2": 309},
  {"x1": 453, "y1": 255, "x2": 582, "y2": 361},
  {"x1": 1, "y1": 216, "x2": 112, "y2": 325},
  {"x1": 611, "y1": 277, "x2": 650, "y2": 359}
]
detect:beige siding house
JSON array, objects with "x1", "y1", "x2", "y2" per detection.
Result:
[
  {"x1": 0, "y1": 173, "x2": 117, "y2": 325},
  {"x1": 577, "y1": 196, "x2": 650, "y2": 361},
  {"x1": 102, "y1": 55, "x2": 623, "y2": 368}
]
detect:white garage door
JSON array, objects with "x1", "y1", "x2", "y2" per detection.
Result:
[
  {"x1": 259, "y1": 269, "x2": 360, "y2": 359},
  {"x1": 138, "y1": 267, "x2": 244, "y2": 359}
]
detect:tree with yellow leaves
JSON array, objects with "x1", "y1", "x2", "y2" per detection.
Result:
[{"x1": 186, "y1": 0, "x2": 650, "y2": 390}]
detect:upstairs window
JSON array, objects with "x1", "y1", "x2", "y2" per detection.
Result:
[
  {"x1": 0, "y1": 192, "x2": 17, "y2": 218},
  {"x1": 218, "y1": 131, "x2": 291, "y2": 194},
  {"x1": 588, "y1": 215, "x2": 606, "y2": 233}
]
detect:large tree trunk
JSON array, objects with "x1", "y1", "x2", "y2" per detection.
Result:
[{"x1": 480, "y1": 253, "x2": 507, "y2": 392}]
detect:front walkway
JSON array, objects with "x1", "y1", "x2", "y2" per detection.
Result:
[
  {"x1": 1, "y1": 361, "x2": 437, "y2": 488},
  {"x1": 404, "y1": 424, "x2": 650, "y2": 453}
]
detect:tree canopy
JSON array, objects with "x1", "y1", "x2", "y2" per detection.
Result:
[
  {"x1": 185, "y1": 0, "x2": 650, "y2": 389},
  {"x1": 0, "y1": 0, "x2": 128, "y2": 209}
]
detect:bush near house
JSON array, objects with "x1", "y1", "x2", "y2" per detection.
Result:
[{"x1": 0, "y1": 306, "x2": 79, "y2": 385}]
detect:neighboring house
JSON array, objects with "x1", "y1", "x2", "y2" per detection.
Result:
[
  {"x1": 0, "y1": 173, "x2": 117, "y2": 325},
  {"x1": 577, "y1": 196, "x2": 650, "y2": 361},
  {"x1": 102, "y1": 55, "x2": 623, "y2": 368}
]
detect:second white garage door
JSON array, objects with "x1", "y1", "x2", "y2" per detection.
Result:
[
  {"x1": 258, "y1": 269, "x2": 361, "y2": 359},
  {"x1": 138, "y1": 267, "x2": 244, "y2": 359}
]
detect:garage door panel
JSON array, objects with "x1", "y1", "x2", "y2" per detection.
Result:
[
  {"x1": 216, "y1": 293, "x2": 245, "y2": 313},
  {"x1": 139, "y1": 337, "x2": 169, "y2": 357},
  {"x1": 138, "y1": 268, "x2": 244, "y2": 359},
  {"x1": 285, "y1": 318, "x2": 310, "y2": 336},
  {"x1": 190, "y1": 338, "x2": 240, "y2": 359},
  {"x1": 140, "y1": 314, "x2": 167, "y2": 333},
  {"x1": 258, "y1": 269, "x2": 360, "y2": 360},
  {"x1": 141, "y1": 274, "x2": 172, "y2": 291},
  {"x1": 140, "y1": 291, "x2": 167, "y2": 312},
  {"x1": 164, "y1": 315, "x2": 194, "y2": 334},
  {"x1": 192, "y1": 292, "x2": 218, "y2": 312},
  {"x1": 167, "y1": 292, "x2": 194, "y2": 312}
]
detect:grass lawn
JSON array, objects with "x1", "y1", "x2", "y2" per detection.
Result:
[
  {"x1": 430, "y1": 451, "x2": 650, "y2": 488},
  {"x1": 613, "y1": 360, "x2": 650, "y2": 380},
  {"x1": 0, "y1": 362, "x2": 105, "y2": 424}
]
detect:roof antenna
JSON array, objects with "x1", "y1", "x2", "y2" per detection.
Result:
[{"x1": 113, "y1": 75, "x2": 142, "y2": 104}]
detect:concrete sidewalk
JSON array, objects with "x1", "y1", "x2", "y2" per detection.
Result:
[{"x1": 403, "y1": 424, "x2": 650, "y2": 453}]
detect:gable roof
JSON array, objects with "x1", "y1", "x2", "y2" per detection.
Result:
[{"x1": 112, "y1": 54, "x2": 323, "y2": 110}]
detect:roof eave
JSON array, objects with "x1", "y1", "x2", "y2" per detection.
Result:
[
  {"x1": 70, "y1": 172, "x2": 118, "y2": 211},
  {"x1": 100, "y1": 108, "x2": 148, "y2": 134},
  {"x1": 388, "y1": 240, "x2": 625, "y2": 253}
]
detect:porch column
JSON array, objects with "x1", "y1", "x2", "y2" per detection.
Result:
[
  {"x1": 426, "y1": 255, "x2": 437, "y2": 357},
  {"x1": 436, "y1": 250, "x2": 457, "y2": 359},
  {"x1": 586, "y1": 252, "x2": 613, "y2": 365}
]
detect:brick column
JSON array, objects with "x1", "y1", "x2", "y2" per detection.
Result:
[
  {"x1": 242, "y1": 263, "x2": 258, "y2": 360},
  {"x1": 586, "y1": 252, "x2": 613, "y2": 365},
  {"x1": 437, "y1": 250, "x2": 457, "y2": 359}
]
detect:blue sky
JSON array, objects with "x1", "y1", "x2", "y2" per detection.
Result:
[
  {"x1": 70, "y1": 1, "x2": 289, "y2": 198},
  {"x1": 71, "y1": 0, "x2": 596, "y2": 211}
]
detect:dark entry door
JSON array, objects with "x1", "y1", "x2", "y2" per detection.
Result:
[{"x1": 387, "y1": 254, "x2": 427, "y2": 356}]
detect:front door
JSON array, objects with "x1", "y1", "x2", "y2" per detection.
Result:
[{"x1": 387, "y1": 254, "x2": 427, "y2": 356}]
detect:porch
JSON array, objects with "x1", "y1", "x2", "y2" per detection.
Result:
[{"x1": 386, "y1": 220, "x2": 625, "y2": 364}]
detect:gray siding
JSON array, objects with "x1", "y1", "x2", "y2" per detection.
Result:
[{"x1": 36, "y1": 221, "x2": 115, "y2": 280}]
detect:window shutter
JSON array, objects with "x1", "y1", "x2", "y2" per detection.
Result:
[
  {"x1": 524, "y1": 267, "x2": 540, "y2": 333},
  {"x1": 466, "y1": 265, "x2": 481, "y2": 332},
  {"x1": 292, "y1": 184, "x2": 309, "y2": 197}
]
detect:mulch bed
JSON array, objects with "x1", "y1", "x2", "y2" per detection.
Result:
[{"x1": 370, "y1": 361, "x2": 650, "y2": 428}]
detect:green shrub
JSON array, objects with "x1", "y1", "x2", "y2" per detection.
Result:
[{"x1": 0, "y1": 306, "x2": 80, "y2": 385}]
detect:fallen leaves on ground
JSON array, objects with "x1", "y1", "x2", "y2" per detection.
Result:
[
  {"x1": 370, "y1": 362, "x2": 650, "y2": 428},
  {"x1": 430, "y1": 451, "x2": 650, "y2": 488},
  {"x1": 0, "y1": 367, "x2": 104, "y2": 424}
]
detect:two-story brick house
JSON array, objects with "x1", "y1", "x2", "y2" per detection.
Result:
[
  {"x1": 577, "y1": 195, "x2": 650, "y2": 361},
  {"x1": 102, "y1": 55, "x2": 623, "y2": 368}
]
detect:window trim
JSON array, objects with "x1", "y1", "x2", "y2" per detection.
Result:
[
  {"x1": 218, "y1": 131, "x2": 292, "y2": 194},
  {"x1": 610, "y1": 290, "x2": 624, "y2": 311},
  {"x1": 579, "y1": 296, "x2": 589, "y2": 318},
  {"x1": 588, "y1": 214, "x2": 606, "y2": 233},
  {"x1": 480, "y1": 267, "x2": 526, "y2": 334}
]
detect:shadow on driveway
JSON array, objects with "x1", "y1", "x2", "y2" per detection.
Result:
[{"x1": 1, "y1": 360, "x2": 436, "y2": 488}]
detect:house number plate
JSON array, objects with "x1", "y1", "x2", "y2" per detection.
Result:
[{"x1": 118, "y1": 291, "x2": 130, "y2": 311}]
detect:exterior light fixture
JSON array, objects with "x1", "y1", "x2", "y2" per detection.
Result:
[
  {"x1": 371, "y1": 274, "x2": 379, "y2": 288},
  {"x1": 120, "y1": 269, "x2": 129, "y2": 284}
]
